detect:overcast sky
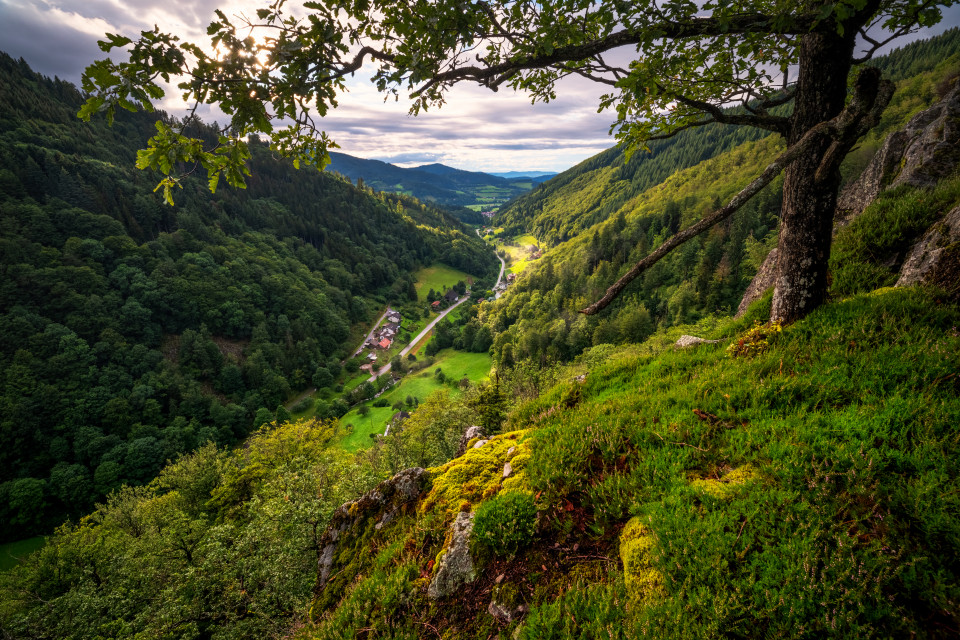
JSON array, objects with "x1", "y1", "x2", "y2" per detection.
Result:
[{"x1": 1, "y1": 0, "x2": 958, "y2": 173}]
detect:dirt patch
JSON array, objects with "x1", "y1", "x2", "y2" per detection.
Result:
[{"x1": 212, "y1": 335, "x2": 249, "y2": 363}]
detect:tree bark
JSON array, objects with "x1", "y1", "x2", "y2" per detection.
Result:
[{"x1": 771, "y1": 31, "x2": 857, "y2": 323}]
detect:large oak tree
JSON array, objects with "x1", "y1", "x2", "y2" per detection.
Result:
[{"x1": 80, "y1": 0, "x2": 954, "y2": 322}]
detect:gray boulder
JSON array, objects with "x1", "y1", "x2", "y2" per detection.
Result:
[
  {"x1": 896, "y1": 204, "x2": 960, "y2": 292},
  {"x1": 456, "y1": 425, "x2": 486, "y2": 457},
  {"x1": 675, "y1": 335, "x2": 721, "y2": 348},
  {"x1": 735, "y1": 248, "x2": 778, "y2": 318},
  {"x1": 837, "y1": 80, "x2": 960, "y2": 225},
  {"x1": 316, "y1": 467, "x2": 428, "y2": 587},
  {"x1": 428, "y1": 511, "x2": 476, "y2": 599}
]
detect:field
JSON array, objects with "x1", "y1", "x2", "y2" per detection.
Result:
[
  {"x1": 499, "y1": 234, "x2": 540, "y2": 275},
  {"x1": 336, "y1": 349, "x2": 492, "y2": 452},
  {"x1": 0, "y1": 537, "x2": 45, "y2": 572},
  {"x1": 412, "y1": 264, "x2": 475, "y2": 301}
]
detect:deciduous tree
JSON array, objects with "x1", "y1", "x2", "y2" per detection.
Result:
[{"x1": 79, "y1": 0, "x2": 954, "y2": 322}]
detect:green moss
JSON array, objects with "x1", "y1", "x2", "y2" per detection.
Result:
[
  {"x1": 689, "y1": 464, "x2": 760, "y2": 500},
  {"x1": 619, "y1": 517, "x2": 664, "y2": 602},
  {"x1": 420, "y1": 430, "x2": 531, "y2": 524}
]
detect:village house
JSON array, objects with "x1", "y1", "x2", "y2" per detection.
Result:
[
  {"x1": 387, "y1": 313, "x2": 401, "y2": 324},
  {"x1": 444, "y1": 289, "x2": 459, "y2": 303},
  {"x1": 378, "y1": 338, "x2": 392, "y2": 349},
  {"x1": 506, "y1": 273, "x2": 516, "y2": 282},
  {"x1": 431, "y1": 300, "x2": 441, "y2": 309}
]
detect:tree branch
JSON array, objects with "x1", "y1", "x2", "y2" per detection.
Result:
[
  {"x1": 580, "y1": 67, "x2": 892, "y2": 315},
  {"x1": 665, "y1": 85, "x2": 791, "y2": 136},
  {"x1": 409, "y1": 12, "x2": 820, "y2": 98}
]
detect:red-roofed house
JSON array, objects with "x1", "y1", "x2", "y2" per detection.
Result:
[{"x1": 379, "y1": 338, "x2": 392, "y2": 349}]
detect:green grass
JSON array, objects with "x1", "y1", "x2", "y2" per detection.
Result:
[
  {"x1": 0, "y1": 537, "x2": 45, "y2": 572},
  {"x1": 335, "y1": 349, "x2": 492, "y2": 452},
  {"x1": 511, "y1": 287, "x2": 960, "y2": 637},
  {"x1": 413, "y1": 264, "x2": 475, "y2": 301},
  {"x1": 498, "y1": 234, "x2": 542, "y2": 276}
]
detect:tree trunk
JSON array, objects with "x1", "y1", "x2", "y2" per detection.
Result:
[{"x1": 771, "y1": 31, "x2": 857, "y2": 324}]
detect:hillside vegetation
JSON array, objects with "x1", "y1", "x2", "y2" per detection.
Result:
[
  {"x1": 2, "y1": 29, "x2": 960, "y2": 640},
  {"x1": 477, "y1": 30, "x2": 960, "y2": 369},
  {"x1": 0, "y1": 52, "x2": 496, "y2": 538}
]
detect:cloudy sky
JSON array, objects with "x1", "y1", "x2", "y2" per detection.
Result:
[{"x1": 1, "y1": 0, "x2": 958, "y2": 173}]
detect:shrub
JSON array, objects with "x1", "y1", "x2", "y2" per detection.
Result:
[
  {"x1": 372, "y1": 398, "x2": 390, "y2": 407},
  {"x1": 473, "y1": 490, "x2": 536, "y2": 556},
  {"x1": 726, "y1": 320, "x2": 781, "y2": 358},
  {"x1": 290, "y1": 397, "x2": 314, "y2": 413}
]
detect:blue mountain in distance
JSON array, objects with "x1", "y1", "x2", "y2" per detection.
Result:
[
  {"x1": 488, "y1": 170, "x2": 558, "y2": 179},
  {"x1": 326, "y1": 152, "x2": 549, "y2": 218}
]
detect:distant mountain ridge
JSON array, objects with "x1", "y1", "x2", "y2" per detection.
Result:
[
  {"x1": 488, "y1": 170, "x2": 558, "y2": 179},
  {"x1": 326, "y1": 152, "x2": 545, "y2": 217}
]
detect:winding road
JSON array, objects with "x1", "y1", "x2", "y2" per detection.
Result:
[
  {"x1": 477, "y1": 228, "x2": 507, "y2": 298},
  {"x1": 368, "y1": 295, "x2": 470, "y2": 381}
]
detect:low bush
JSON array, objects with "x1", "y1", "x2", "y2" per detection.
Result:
[{"x1": 473, "y1": 490, "x2": 537, "y2": 556}]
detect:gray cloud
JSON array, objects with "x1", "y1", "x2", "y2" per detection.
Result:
[{"x1": 3, "y1": 0, "x2": 958, "y2": 173}]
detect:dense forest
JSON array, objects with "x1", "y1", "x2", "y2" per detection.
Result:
[
  {"x1": 1, "y1": 22, "x2": 959, "y2": 640},
  {"x1": 480, "y1": 29, "x2": 960, "y2": 368},
  {"x1": 0, "y1": 52, "x2": 497, "y2": 539}
]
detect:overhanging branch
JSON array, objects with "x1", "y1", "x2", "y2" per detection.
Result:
[{"x1": 580, "y1": 68, "x2": 891, "y2": 315}]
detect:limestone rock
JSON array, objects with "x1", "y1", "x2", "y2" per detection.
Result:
[
  {"x1": 456, "y1": 425, "x2": 486, "y2": 457},
  {"x1": 316, "y1": 467, "x2": 428, "y2": 588},
  {"x1": 428, "y1": 511, "x2": 476, "y2": 599},
  {"x1": 896, "y1": 204, "x2": 960, "y2": 293},
  {"x1": 502, "y1": 461, "x2": 513, "y2": 479},
  {"x1": 735, "y1": 248, "x2": 778, "y2": 318},
  {"x1": 675, "y1": 335, "x2": 721, "y2": 348},
  {"x1": 488, "y1": 586, "x2": 528, "y2": 625},
  {"x1": 837, "y1": 79, "x2": 960, "y2": 225}
]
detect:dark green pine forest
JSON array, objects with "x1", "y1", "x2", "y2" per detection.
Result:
[{"x1": 0, "y1": 52, "x2": 496, "y2": 539}]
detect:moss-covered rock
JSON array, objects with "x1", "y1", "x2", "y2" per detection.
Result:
[
  {"x1": 619, "y1": 517, "x2": 664, "y2": 602},
  {"x1": 428, "y1": 511, "x2": 476, "y2": 599},
  {"x1": 689, "y1": 464, "x2": 759, "y2": 500},
  {"x1": 419, "y1": 430, "x2": 532, "y2": 525}
]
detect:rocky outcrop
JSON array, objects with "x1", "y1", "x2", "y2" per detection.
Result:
[
  {"x1": 837, "y1": 79, "x2": 960, "y2": 225},
  {"x1": 896, "y1": 204, "x2": 960, "y2": 294},
  {"x1": 738, "y1": 78, "x2": 960, "y2": 315},
  {"x1": 674, "y1": 335, "x2": 721, "y2": 348},
  {"x1": 456, "y1": 425, "x2": 486, "y2": 457},
  {"x1": 735, "y1": 248, "x2": 778, "y2": 318},
  {"x1": 428, "y1": 511, "x2": 477, "y2": 599},
  {"x1": 316, "y1": 467, "x2": 428, "y2": 588}
]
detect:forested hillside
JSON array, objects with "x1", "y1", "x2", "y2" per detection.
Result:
[
  {"x1": 0, "y1": 53, "x2": 496, "y2": 539},
  {"x1": 480, "y1": 29, "x2": 960, "y2": 368},
  {"x1": 497, "y1": 28, "x2": 960, "y2": 248},
  {"x1": 326, "y1": 152, "x2": 532, "y2": 219}
]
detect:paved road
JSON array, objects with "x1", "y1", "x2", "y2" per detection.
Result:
[
  {"x1": 494, "y1": 252, "x2": 506, "y2": 299},
  {"x1": 352, "y1": 307, "x2": 393, "y2": 358},
  {"x1": 368, "y1": 295, "x2": 470, "y2": 381},
  {"x1": 476, "y1": 228, "x2": 508, "y2": 299}
]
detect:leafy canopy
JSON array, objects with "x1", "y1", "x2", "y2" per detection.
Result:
[{"x1": 80, "y1": 0, "x2": 953, "y2": 202}]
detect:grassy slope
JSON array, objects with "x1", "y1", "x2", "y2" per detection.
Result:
[
  {"x1": 413, "y1": 264, "x2": 476, "y2": 300},
  {"x1": 0, "y1": 538, "x2": 45, "y2": 573},
  {"x1": 499, "y1": 234, "x2": 541, "y2": 275},
  {"x1": 305, "y1": 287, "x2": 960, "y2": 639},
  {"x1": 336, "y1": 349, "x2": 493, "y2": 451}
]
